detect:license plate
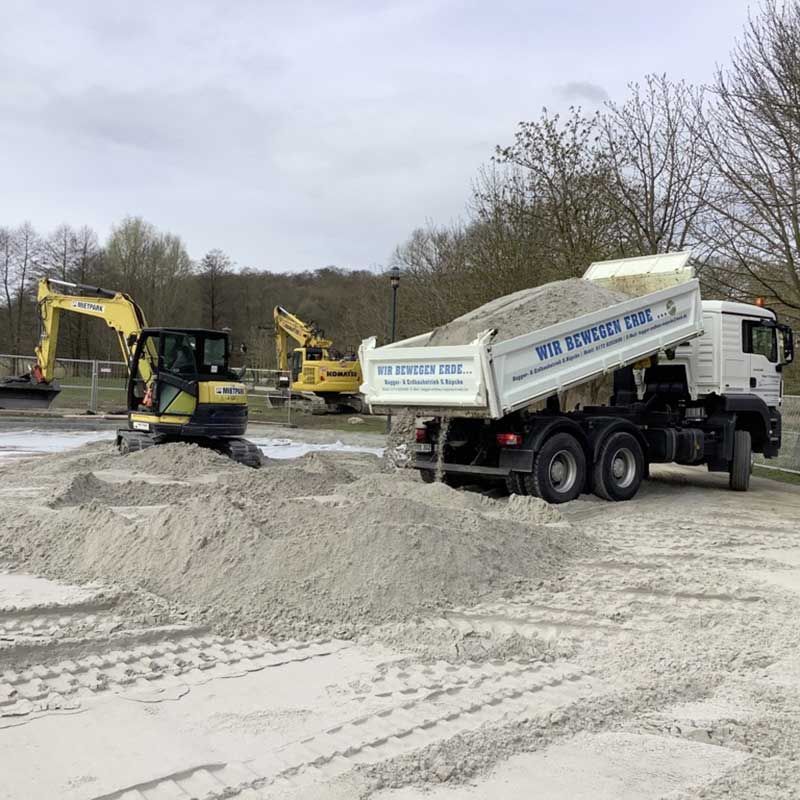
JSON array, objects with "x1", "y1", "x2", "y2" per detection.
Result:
[{"x1": 414, "y1": 443, "x2": 433, "y2": 453}]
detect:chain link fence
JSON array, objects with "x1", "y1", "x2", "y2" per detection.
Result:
[
  {"x1": 2, "y1": 352, "x2": 798, "y2": 463},
  {"x1": 758, "y1": 394, "x2": 800, "y2": 474},
  {"x1": 0, "y1": 354, "x2": 294, "y2": 423}
]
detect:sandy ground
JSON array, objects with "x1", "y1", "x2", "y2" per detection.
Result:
[{"x1": 1, "y1": 421, "x2": 800, "y2": 799}]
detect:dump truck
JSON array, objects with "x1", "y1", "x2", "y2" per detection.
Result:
[{"x1": 360, "y1": 253, "x2": 795, "y2": 503}]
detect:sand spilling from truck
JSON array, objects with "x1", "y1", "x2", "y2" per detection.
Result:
[{"x1": 0, "y1": 443, "x2": 584, "y2": 639}]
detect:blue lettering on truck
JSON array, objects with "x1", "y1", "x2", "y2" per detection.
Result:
[
  {"x1": 533, "y1": 309, "x2": 658, "y2": 363},
  {"x1": 377, "y1": 362, "x2": 469, "y2": 378}
]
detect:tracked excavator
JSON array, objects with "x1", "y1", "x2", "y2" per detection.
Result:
[
  {"x1": 273, "y1": 305, "x2": 363, "y2": 413},
  {"x1": 0, "y1": 278, "x2": 262, "y2": 467}
]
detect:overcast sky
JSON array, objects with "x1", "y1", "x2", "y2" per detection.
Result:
[{"x1": 0, "y1": 0, "x2": 754, "y2": 271}]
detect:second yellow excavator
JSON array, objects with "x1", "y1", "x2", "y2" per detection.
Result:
[{"x1": 273, "y1": 305, "x2": 363, "y2": 413}]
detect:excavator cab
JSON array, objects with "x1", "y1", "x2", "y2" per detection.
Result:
[{"x1": 120, "y1": 327, "x2": 260, "y2": 465}]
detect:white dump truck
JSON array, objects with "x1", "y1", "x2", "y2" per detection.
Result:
[{"x1": 361, "y1": 253, "x2": 795, "y2": 503}]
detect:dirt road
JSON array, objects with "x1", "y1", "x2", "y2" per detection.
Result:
[{"x1": 1, "y1": 428, "x2": 799, "y2": 799}]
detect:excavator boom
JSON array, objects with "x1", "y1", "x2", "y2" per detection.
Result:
[
  {"x1": 34, "y1": 278, "x2": 152, "y2": 384},
  {"x1": 0, "y1": 278, "x2": 154, "y2": 410}
]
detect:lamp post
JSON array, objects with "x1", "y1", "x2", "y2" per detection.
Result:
[{"x1": 386, "y1": 266, "x2": 401, "y2": 433}]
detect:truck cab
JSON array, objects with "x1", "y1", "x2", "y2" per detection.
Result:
[{"x1": 674, "y1": 301, "x2": 793, "y2": 409}]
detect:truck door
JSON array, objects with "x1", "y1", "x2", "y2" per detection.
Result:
[{"x1": 742, "y1": 319, "x2": 781, "y2": 408}]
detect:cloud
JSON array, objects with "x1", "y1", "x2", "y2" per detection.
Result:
[{"x1": 556, "y1": 81, "x2": 610, "y2": 105}]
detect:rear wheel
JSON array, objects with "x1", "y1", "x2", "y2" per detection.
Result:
[
  {"x1": 593, "y1": 432, "x2": 645, "y2": 502},
  {"x1": 523, "y1": 432, "x2": 586, "y2": 504},
  {"x1": 729, "y1": 429, "x2": 752, "y2": 491}
]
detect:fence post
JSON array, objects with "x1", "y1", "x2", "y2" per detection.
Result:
[
  {"x1": 89, "y1": 360, "x2": 99, "y2": 414},
  {"x1": 286, "y1": 370, "x2": 292, "y2": 426}
]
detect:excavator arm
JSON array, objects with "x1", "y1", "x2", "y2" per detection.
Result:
[
  {"x1": 33, "y1": 278, "x2": 152, "y2": 384},
  {"x1": 273, "y1": 305, "x2": 333, "y2": 369}
]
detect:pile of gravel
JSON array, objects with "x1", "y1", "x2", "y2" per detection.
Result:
[{"x1": 0, "y1": 445, "x2": 584, "y2": 639}]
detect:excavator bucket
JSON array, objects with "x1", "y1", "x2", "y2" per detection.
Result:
[{"x1": 0, "y1": 375, "x2": 61, "y2": 411}]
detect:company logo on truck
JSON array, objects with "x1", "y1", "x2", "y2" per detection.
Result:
[
  {"x1": 534, "y1": 309, "x2": 656, "y2": 362},
  {"x1": 375, "y1": 361, "x2": 471, "y2": 390},
  {"x1": 215, "y1": 386, "x2": 245, "y2": 396},
  {"x1": 71, "y1": 300, "x2": 104, "y2": 313}
]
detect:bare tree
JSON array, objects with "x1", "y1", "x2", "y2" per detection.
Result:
[
  {"x1": 10, "y1": 223, "x2": 41, "y2": 352},
  {"x1": 494, "y1": 107, "x2": 620, "y2": 275},
  {"x1": 599, "y1": 74, "x2": 710, "y2": 257},
  {"x1": 699, "y1": 1, "x2": 800, "y2": 317},
  {"x1": 198, "y1": 249, "x2": 232, "y2": 329}
]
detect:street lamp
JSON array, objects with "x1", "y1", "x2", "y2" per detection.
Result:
[
  {"x1": 386, "y1": 266, "x2": 401, "y2": 434},
  {"x1": 388, "y1": 266, "x2": 401, "y2": 344}
]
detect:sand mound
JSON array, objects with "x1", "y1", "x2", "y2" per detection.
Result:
[
  {"x1": 0, "y1": 448, "x2": 584, "y2": 639},
  {"x1": 426, "y1": 278, "x2": 629, "y2": 346},
  {"x1": 48, "y1": 472, "x2": 188, "y2": 508},
  {"x1": 122, "y1": 442, "x2": 241, "y2": 478}
]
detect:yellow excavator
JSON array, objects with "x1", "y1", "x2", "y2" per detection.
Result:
[
  {"x1": 0, "y1": 278, "x2": 262, "y2": 467},
  {"x1": 273, "y1": 305, "x2": 363, "y2": 413}
]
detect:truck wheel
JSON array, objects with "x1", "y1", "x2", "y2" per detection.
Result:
[
  {"x1": 523, "y1": 432, "x2": 585, "y2": 504},
  {"x1": 729, "y1": 429, "x2": 752, "y2": 492},
  {"x1": 593, "y1": 432, "x2": 644, "y2": 502}
]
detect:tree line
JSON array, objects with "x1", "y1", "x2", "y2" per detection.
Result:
[{"x1": 2, "y1": 1, "x2": 799, "y2": 390}]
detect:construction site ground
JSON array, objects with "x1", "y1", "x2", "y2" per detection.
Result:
[{"x1": 1, "y1": 419, "x2": 799, "y2": 799}]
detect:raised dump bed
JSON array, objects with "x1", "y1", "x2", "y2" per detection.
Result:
[{"x1": 361, "y1": 275, "x2": 703, "y2": 418}]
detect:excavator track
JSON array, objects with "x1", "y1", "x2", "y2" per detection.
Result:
[
  {"x1": 116, "y1": 429, "x2": 158, "y2": 454},
  {"x1": 214, "y1": 438, "x2": 263, "y2": 468}
]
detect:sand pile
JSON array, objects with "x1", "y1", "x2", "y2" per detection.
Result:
[
  {"x1": 426, "y1": 278, "x2": 629, "y2": 346},
  {"x1": 47, "y1": 472, "x2": 200, "y2": 508},
  {"x1": 123, "y1": 442, "x2": 243, "y2": 478},
  {"x1": 0, "y1": 445, "x2": 584, "y2": 639}
]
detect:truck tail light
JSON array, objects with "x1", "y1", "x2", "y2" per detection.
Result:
[
  {"x1": 415, "y1": 427, "x2": 428, "y2": 443},
  {"x1": 496, "y1": 433, "x2": 522, "y2": 447}
]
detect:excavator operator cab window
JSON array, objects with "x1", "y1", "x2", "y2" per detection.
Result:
[
  {"x1": 291, "y1": 350, "x2": 303, "y2": 381},
  {"x1": 306, "y1": 348, "x2": 323, "y2": 361},
  {"x1": 162, "y1": 333, "x2": 198, "y2": 375},
  {"x1": 202, "y1": 336, "x2": 227, "y2": 374}
]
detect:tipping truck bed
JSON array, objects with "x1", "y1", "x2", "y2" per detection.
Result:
[{"x1": 360, "y1": 277, "x2": 703, "y2": 418}]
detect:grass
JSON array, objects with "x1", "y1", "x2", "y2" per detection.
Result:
[
  {"x1": 754, "y1": 464, "x2": 800, "y2": 486},
  {"x1": 248, "y1": 404, "x2": 387, "y2": 433}
]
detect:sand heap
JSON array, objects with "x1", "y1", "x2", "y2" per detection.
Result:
[
  {"x1": 0, "y1": 445, "x2": 584, "y2": 639},
  {"x1": 426, "y1": 278, "x2": 629, "y2": 346},
  {"x1": 402, "y1": 277, "x2": 630, "y2": 412}
]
